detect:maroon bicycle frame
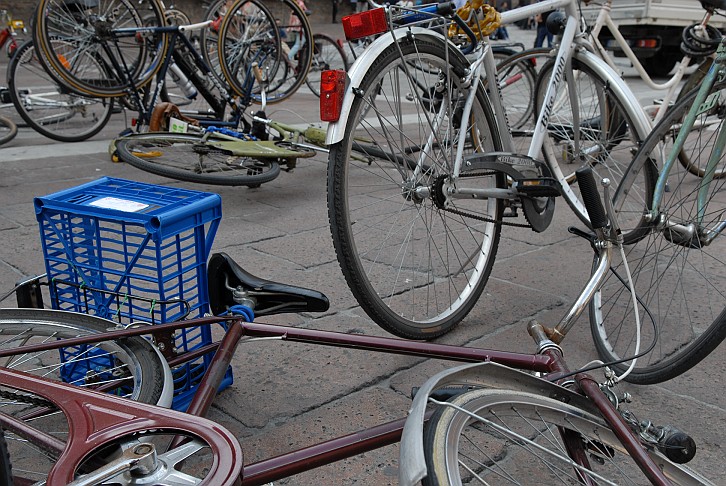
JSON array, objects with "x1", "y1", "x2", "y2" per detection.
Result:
[{"x1": 0, "y1": 315, "x2": 670, "y2": 485}]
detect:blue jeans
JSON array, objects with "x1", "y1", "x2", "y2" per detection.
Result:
[{"x1": 534, "y1": 24, "x2": 553, "y2": 48}]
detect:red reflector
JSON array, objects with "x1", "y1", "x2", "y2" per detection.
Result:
[
  {"x1": 342, "y1": 8, "x2": 388, "y2": 40},
  {"x1": 320, "y1": 70, "x2": 346, "y2": 122},
  {"x1": 635, "y1": 39, "x2": 658, "y2": 48}
]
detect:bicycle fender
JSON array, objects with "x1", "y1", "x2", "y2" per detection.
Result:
[
  {"x1": 572, "y1": 49, "x2": 653, "y2": 141},
  {"x1": 399, "y1": 361, "x2": 600, "y2": 486},
  {"x1": 325, "y1": 27, "x2": 447, "y2": 146}
]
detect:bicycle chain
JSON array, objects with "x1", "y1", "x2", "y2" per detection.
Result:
[
  {"x1": 0, "y1": 388, "x2": 54, "y2": 409},
  {"x1": 443, "y1": 171, "x2": 533, "y2": 229}
]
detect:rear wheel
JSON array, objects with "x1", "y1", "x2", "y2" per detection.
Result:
[
  {"x1": 116, "y1": 132, "x2": 283, "y2": 186},
  {"x1": 327, "y1": 35, "x2": 504, "y2": 339}
]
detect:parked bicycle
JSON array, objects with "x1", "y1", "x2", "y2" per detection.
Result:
[
  {"x1": 0, "y1": 169, "x2": 717, "y2": 484},
  {"x1": 589, "y1": 39, "x2": 726, "y2": 385},
  {"x1": 323, "y1": 0, "x2": 653, "y2": 339},
  {"x1": 5, "y1": 40, "x2": 114, "y2": 142}
]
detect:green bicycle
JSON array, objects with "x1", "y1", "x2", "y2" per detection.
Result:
[
  {"x1": 591, "y1": 40, "x2": 726, "y2": 384},
  {"x1": 114, "y1": 114, "x2": 325, "y2": 187}
]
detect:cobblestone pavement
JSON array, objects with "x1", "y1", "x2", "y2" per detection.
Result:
[{"x1": 0, "y1": 22, "x2": 724, "y2": 485}]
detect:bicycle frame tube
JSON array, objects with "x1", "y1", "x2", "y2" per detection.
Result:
[
  {"x1": 0, "y1": 315, "x2": 554, "y2": 484},
  {"x1": 652, "y1": 45, "x2": 724, "y2": 219}
]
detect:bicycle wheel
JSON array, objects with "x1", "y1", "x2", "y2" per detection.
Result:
[
  {"x1": 423, "y1": 388, "x2": 710, "y2": 485},
  {"x1": 590, "y1": 80, "x2": 726, "y2": 384},
  {"x1": 33, "y1": 0, "x2": 169, "y2": 97},
  {"x1": 327, "y1": 35, "x2": 505, "y2": 339},
  {"x1": 495, "y1": 47, "x2": 552, "y2": 131},
  {"x1": 0, "y1": 308, "x2": 167, "y2": 483},
  {"x1": 8, "y1": 40, "x2": 113, "y2": 142},
  {"x1": 218, "y1": 0, "x2": 312, "y2": 103},
  {"x1": 116, "y1": 132, "x2": 283, "y2": 186},
  {"x1": 535, "y1": 57, "x2": 655, "y2": 232},
  {"x1": 0, "y1": 115, "x2": 17, "y2": 145},
  {"x1": 306, "y1": 33, "x2": 349, "y2": 97}
]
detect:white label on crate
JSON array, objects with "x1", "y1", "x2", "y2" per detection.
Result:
[
  {"x1": 89, "y1": 197, "x2": 149, "y2": 212},
  {"x1": 169, "y1": 117, "x2": 188, "y2": 133}
]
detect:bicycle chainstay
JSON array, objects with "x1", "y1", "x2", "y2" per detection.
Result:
[{"x1": 438, "y1": 170, "x2": 534, "y2": 228}]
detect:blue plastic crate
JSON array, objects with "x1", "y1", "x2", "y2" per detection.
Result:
[{"x1": 35, "y1": 177, "x2": 231, "y2": 411}]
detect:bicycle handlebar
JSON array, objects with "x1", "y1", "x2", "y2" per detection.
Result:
[{"x1": 575, "y1": 168, "x2": 608, "y2": 229}]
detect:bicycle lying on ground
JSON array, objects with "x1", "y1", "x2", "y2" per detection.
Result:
[
  {"x1": 0, "y1": 168, "x2": 715, "y2": 484},
  {"x1": 114, "y1": 112, "x2": 326, "y2": 187}
]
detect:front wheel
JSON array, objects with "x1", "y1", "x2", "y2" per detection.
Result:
[
  {"x1": 423, "y1": 388, "x2": 710, "y2": 485},
  {"x1": 591, "y1": 80, "x2": 726, "y2": 384},
  {"x1": 115, "y1": 133, "x2": 282, "y2": 187},
  {"x1": 327, "y1": 35, "x2": 504, "y2": 339}
]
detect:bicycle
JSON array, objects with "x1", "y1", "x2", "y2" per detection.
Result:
[
  {"x1": 113, "y1": 112, "x2": 326, "y2": 186},
  {"x1": 0, "y1": 169, "x2": 717, "y2": 484},
  {"x1": 30, "y1": 0, "x2": 313, "y2": 130},
  {"x1": 586, "y1": 38, "x2": 726, "y2": 385},
  {"x1": 0, "y1": 9, "x2": 24, "y2": 58},
  {"x1": 473, "y1": 1, "x2": 724, "y2": 191},
  {"x1": 323, "y1": 0, "x2": 654, "y2": 339}
]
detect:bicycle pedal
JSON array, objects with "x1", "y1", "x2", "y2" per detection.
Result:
[{"x1": 514, "y1": 178, "x2": 561, "y2": 197}]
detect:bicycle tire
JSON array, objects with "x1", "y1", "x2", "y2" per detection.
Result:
[
  {"x1": 306, "y1": 33, "x2": 349, "y2": 97},
  {"x1": 591, "y1": 79, "x2": 726, "y2": 384},
  {"x1": 327, "y1": 35, "x2": 505, "y2": 340},
  {"x1": 0, "y1": 308, "x2": 167, "y2": 482},
  {"x1": 32, "y1": 0, "x2": 169, "y2": 97},
  {"x1": 116, "y1": 132, "x2": 283, "y2": 187},
  {"x1": 0, "y1": 431, "x2": 10, "y2": 486},
  {"x1": 0, "y1": 115, "x2": 17, "y2": 145},
  {"x1": 218, "y1": 0, "x2": 313, "y2": 104},
  {"x1": 423, "y1": 388, "x2": 710, "y2": 485},
  {"x1": 535, "y1": 56, "x2": 656, "y2": 235},
  {"x1": 7, "y1": 40, "x2": 113, "y2": 143}
]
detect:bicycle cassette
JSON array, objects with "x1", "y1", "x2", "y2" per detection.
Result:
[{"x1": 461, "y1": 152, "x2": 560, "y2": 232}]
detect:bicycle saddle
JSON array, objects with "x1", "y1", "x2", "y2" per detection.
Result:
[
  {"x1": 207, "y1": 252, "x2": 330, "y2": 317},
  {"x1": 701, "y1": 0, "x2": 726, "y2": 11}
]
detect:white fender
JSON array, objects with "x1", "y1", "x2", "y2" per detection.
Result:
[{"x1": 325, "y1": 27, "x2": 448, "y2": 146}]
